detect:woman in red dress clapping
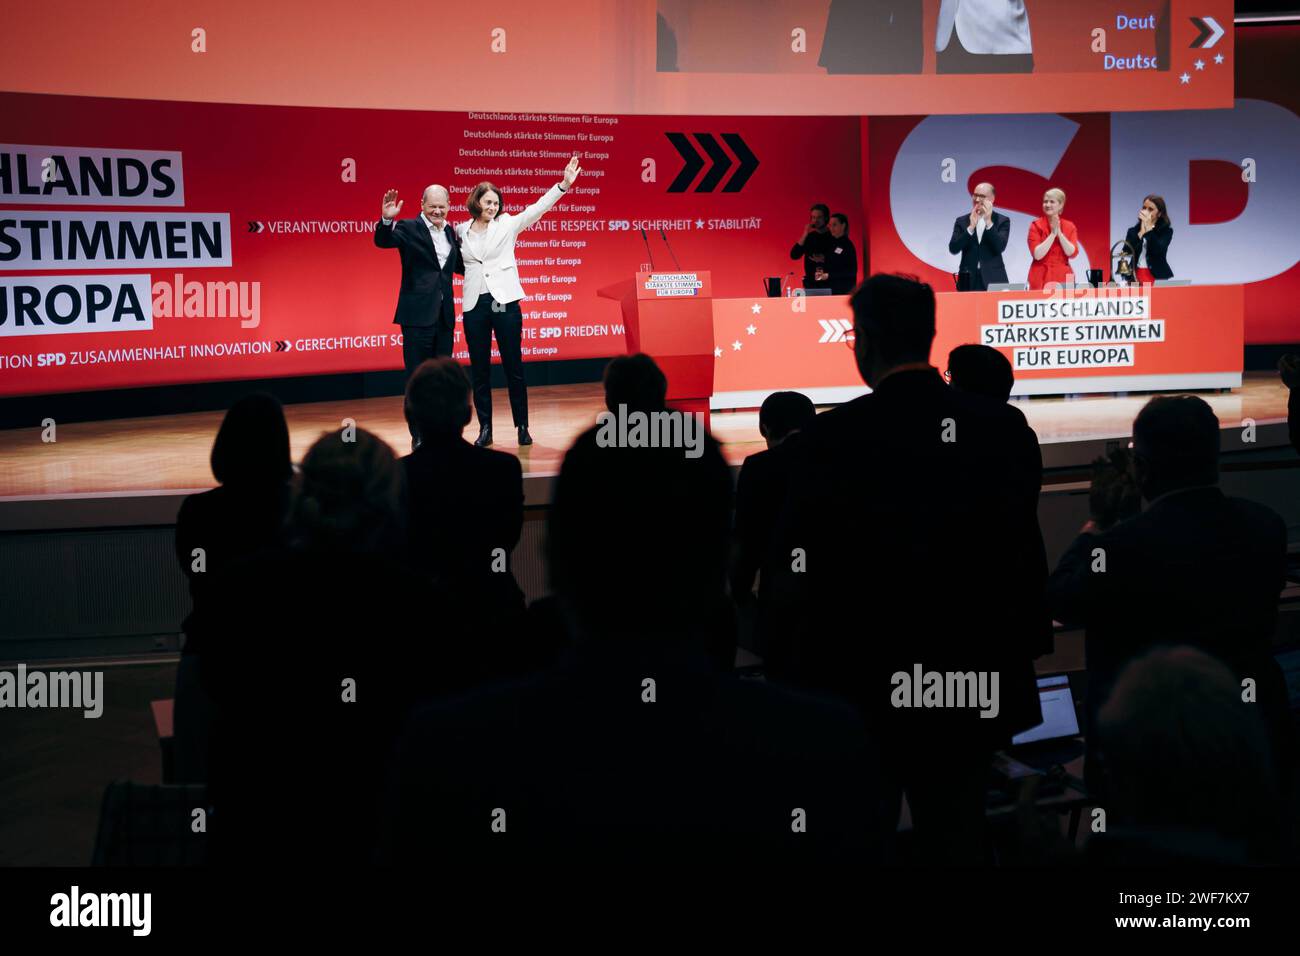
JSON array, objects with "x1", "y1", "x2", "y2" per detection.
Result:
[{"x1": 1027, "y1": 187, "x2": 1079, "y2": 291}]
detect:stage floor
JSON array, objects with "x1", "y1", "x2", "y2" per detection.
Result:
[{"x1": 0, "y1": 374, "x2": 1290, "y2": 500}]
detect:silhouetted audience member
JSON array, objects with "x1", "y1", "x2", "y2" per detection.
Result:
[
  {"x1": 383, "y1": 426, "x2": 883, "y2": 865},
  {"x1": 731, "y1": 391, "x2": 817, "y2": 664},
  {"x1": 173, "y1": 393, "x2": 293, "y2": 782},
  {"x1": 1280, "y1": 353, "x2": 1300, "y2": 455},
  {"x1": 401, "y1": 358, "x2": 544, "y2": 675},
  {"x1": 1048, "y1": 395, "x2": 1295, "y2": 796},
  {"x1": 947, "y1": 343, "x2": 1014, "y2": 402},
  {"x1": 603, "y1": 352, "x2": 668, "y2": 413},
  {"x1": 765, "y1": 273, "x2": 1050, "y2": 864},
  {"x1": 197, "y1": 427, "x2": 461, "y2": 866},
  {"x1": 1089, "y1": 647, "x2": 1288, "y2": 864}
]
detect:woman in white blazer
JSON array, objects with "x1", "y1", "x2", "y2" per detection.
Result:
[{"x1": 457, "y1": 155, "x2": 582, "y2": 447}]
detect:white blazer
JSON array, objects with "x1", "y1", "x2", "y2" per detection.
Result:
[
  {"x1": 456, "y1": 183, "x2": 566, "y2": 312},
  {"x1": 936, "y1": 0, "x2": 1032, "y2": 55}
]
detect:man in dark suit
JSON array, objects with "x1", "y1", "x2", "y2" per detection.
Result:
[
  {"x1": 382, "y1": 416, "x2": 885, "y2": 866},
  {"x1": 948, "y1": 182, "x2": 1010, "y2": 290},
  {"x1": 375, "y1": 185, "x2": 462, "y2": 434},
  {"x1": 401, "y1": 358, "x2": 534, "y2": 674},
  {"x1": 765, "y1": 273, "x2": 1049, "y2": 864},
  {"x1": 1048, "y1": 395, "x2": 1295, "y2": 795}
]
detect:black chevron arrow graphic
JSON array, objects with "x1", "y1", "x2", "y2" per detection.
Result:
[
  {"x1": 666, "y1": 133, "x2": 703, "y2": 192},
  {"x1": 248, "y1": 220, "x2": 264, "y2": 233},
  {"x1": 694, "y1": 133, "x2": 732, "y2": 192},
  {"x1": 721, "y1": 133, "x2": 759, "y2": 192},
  {"x1": 1189, "y1": 16, "x2": 1211, "y2": 48}
]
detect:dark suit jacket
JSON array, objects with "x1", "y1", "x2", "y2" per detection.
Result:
[
  {"x1": 765, "y1": 368, "x2": 1048, "y2": 745},
  {"x1": 1124, "y1": 222, "x2": 1174, "y2": 280},
  {"x1": 174, "y1": 481, "x2": 290, "y2": 654},
  {"x1": 1048, "y1": 487, "x2": 1293, "y2": 782},
  {"x1": 949, "y1": 212, "x2": 1010, "y2": 289},
  {"x1": 818, "y1": 0, "x2": 922, "y2": 74},
  {"x1": 401, "y1": 435, "x2": 525, "y2": 606},
  {"x1": 382, "y1": 639, "x2": 885, "y2": 865},
  {"x1": 373, "y1": 217, "x2": 462, "y2": 328},
  {"x1": 825, "y1": 236, "x2": 859, "y2": 295}
]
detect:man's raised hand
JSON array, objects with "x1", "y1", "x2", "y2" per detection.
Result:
[{"x1": 381, "y1": 189, "x2": 403, "y2": 220}]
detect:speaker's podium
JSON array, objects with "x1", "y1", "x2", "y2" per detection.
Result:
[{"x1": 597, "y1": 270, "x2": 715, "y2": 427}]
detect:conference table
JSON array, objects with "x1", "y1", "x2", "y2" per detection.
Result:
[{"x1": 708, "y1": 284, "x2": 1244, "y2": 410}]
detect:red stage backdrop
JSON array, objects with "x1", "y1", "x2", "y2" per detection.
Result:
[
  {"x1": 866, "y1": 24, "x2": 1300, "y2": 346},
  {"x1": 0, "y1": 93, "x2": 861, "y2": 397}
]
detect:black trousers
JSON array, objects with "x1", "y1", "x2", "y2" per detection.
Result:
[
  {"x1": 937, "y1": 33, "x2": 1033, "y2": 74},
  {"x1": 401, "y1": 308, "x2": 454, "y2": 439},
  {"x1": 463, "y1": 295, "x2": 527, "y2": 428}
]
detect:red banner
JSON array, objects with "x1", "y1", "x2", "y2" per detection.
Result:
[{"x1": 0, "y1": 94, "x2": 861, "y2": 397}]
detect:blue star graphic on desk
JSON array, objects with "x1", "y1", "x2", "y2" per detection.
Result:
[{"x1": 1179, "y1": 72, "x2": 1191, "y2": 84}]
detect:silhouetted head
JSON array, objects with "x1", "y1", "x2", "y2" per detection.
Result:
[
  {"x1": 758, "y1": 391, "x2": 816, "y2": 447},
  {"x1": 603, "y1": 353, "x2": 668, "y2": 414},
  {"x1": 547, "y1": 429, "x2": 732, "y2": 641},
  {"x1": 1131, "y1": 395, "x2": 1219, "y2": 500},
  {"x1": 849, "y1": 273, "x2": 935, "y2": 387},
  {"x1": 210, "y1": 393, "x2": 292, "y2": 487},
  {"x1": 947, "y1": 343, "x2": 1014, "y2": 402},
  {"x1": 405, "y1": 358, "x2": 473, "y2": 442},
  {"x1": 1097, "y1": 646, "x2": 1282, "y2": 861},
  {"x1": 291, "y1": 427, "x2": 405, "y2": 555}
]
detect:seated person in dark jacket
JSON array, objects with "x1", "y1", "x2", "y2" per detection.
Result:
[
  {"x1": 1089, "y1": 648, "x2": 1288, "y2": 865},
  {"x1": 603, "y1": 351, "x2": 668, "y2": 414},
  {"x1": 173, "y1": 392, "x2": 293, "y2": 782},
  {"x1": 816, "y1": 213, "x2": 859, "y2": 295},
  {"x1": 196, "y1": 427, "x2": 466, "y2": 867},
  {"x1": 382, "y1": 423, "x2": 884, "y2": 865},
  {"x1": 1123, "y1": 194, "x2": 1174, "y2": 282},
  {"x1": 764, "y1": 274, "x2": 1050, "y2": 864},
  {"x1": 1048, "y1": 395, "x2": 1294, "y2": 796},
  {"x1": 946, "y1": 343, "x2": 1014, "y2": 402}
]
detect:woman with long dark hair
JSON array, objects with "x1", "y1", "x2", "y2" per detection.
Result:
[
  {"x1": 1125, "y1": 194, "x2": 1174, "y2": 284},
  {"x1": 457, "y1": 156, "x2": 582, "y2": 447}
]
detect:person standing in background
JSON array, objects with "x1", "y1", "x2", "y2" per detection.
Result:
[
  {"x1": 948, "y1": 182, "x2": 1010, "y2": 291},
  {"x1": 817, "y1": 213, "x2": 859, "y2": 295},
  {"x1": 791, "y1": 203, "x2": 834, "y2": 292},
  {"x1": 1125, "y1": 195, "x2": 1174, "y2": 284},
  {"x1": 1027, "y1": 188, "x2": 1079, "y2": 291}
]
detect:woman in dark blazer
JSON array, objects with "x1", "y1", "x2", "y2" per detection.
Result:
[
  {"x1": 819, "y1": 212, "x2": 859, "y2": 295},
  {"x1": 1125, "y1": 194, "x2": 1174, "y2": 283}
]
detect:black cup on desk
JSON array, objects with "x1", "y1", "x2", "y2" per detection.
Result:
[
  {"x1": 763, "y1": 276, "x2": 782, "y2": 298},
  {"x1": 1087, "y1": 269, "x2": 1104, "y2": 288},
  {"x1": 955, "y1": 270, "x2": 972, "y2": 292}
]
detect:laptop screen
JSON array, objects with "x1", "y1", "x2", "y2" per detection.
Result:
[{"x1": 1011, "y1": 675, "x2": 1080, "y2": 746}]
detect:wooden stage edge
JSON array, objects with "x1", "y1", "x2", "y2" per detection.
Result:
[{"x1": 0, "y1": 374, "x2": 1291, "y2": 528}]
